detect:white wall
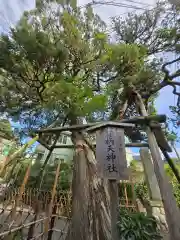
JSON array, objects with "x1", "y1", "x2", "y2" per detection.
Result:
[
  {"x1": 36, "y1": 132, "x2": 134, "y2": 166},
  {"x1": 36, "y1": 132, "x2": 74, "y2": 165}
]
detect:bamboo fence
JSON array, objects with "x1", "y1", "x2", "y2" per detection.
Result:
[{"x1": 0, "y1": 180, "x2": 137, "y2": 239}]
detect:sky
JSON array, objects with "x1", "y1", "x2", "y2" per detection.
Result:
[{"x1": 0, "y1": 0, "x2": 179, "y2": 156}]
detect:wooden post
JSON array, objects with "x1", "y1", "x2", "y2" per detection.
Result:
[
  {"x1": 12, "y1": 162, "x2": 31, "y2": 216},
  {"x1": 140, "y1": 148, "x2": 161, "y2": 200},
  {"x1": 27, "y1": 149, "x2": 54, "y2": 240},
  {"x1": 96, "y1": 127, "x2": 128, "y2": 180},
  {"x1": 0, "y1": 136, "x2": 38, "y2": 176},
  {"x1": 6, "y1": 161, "x2": 32, "y2": 240},
  {"x1": 108, "y1": 180, "x2": 119, "y2": 240},
  {"x1": 136, "y1": 93, "x2": 180, "y2": 240},
  {"x1": 96, "y1": 127, "x2": 128, "y2": 240},
  {"x1": 44, "y1": 160, "x2": 61, "y2": 238},
  {"x1": 47, "y1": 204, "x2": 57, "y2": 240}
]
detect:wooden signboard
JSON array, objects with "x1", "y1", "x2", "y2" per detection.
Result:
[{"x1": 96, "y1": 127, "x2": 128, "y2": 180}]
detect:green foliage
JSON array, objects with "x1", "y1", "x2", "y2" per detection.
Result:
[
  {"x1": 119, "y1": 182, "x2": 134, "y2": 200},
  {"x1": 135, "y1": 163, "x2": 180, "y2": 207},
  {"x1": 171, "y1": 177, "x2": 180, "y2": 207},
  {"x1": 166, "y1": 131, "x2": 178, "y2": 144},
  {"x1": 164, "y1": 163, "x2": 180, "y2": 207},
  {"x1": 112, "y1": 3, "x2": 180, "y2": 121},
  {"x1": 0, "y1": 119, "x2": 14, "y2": 140},
  {"x1": 135, "y1": 180, "x2": 180, "y2": 209},
  {"x1": 28, "y1": 161, "x2": 72, "y2": 191},
  {"x1": 60, "y1": 165, "x2": 72, "y2": 190},
  {"x1": 0, "y1": 0, "x2": 179, "y2": 139},
  {"x1": 130, "y1": 160, "x2": 138, "y2": 169},
  {"x1": 107, "y1": 44, "x2": 147, "y2": 87},
  {"x1": 7, "y1": 159, "x2": 72, "y2": 191},
  {"x1": 117, "y1": 209, "x2": 162, "y2": 240},
  {"x1": 158, "y1": 4, "x2": 180, "y2": 53},
  {"x1": 169, "y1": 106, "x2": 180, "y2": 128},
  {"x1": 164, "y1": 162, "x2": 180, "y2": 178},
  {"x1": 112, "y1": 2, "x2": 179, "y2": 55},
  {"x1": 148, "y1": 99, "x2": 158, "y2": 115},
  {"x1": 107, "y1": 43, "x2": 162, "y2": 120},
  {"x1": 112, "y1": 3, "x2": 167, "y2": 54},
  {"x1": 0, "y1": 0, "x2": 108, "y2": 130},
  {"x1": 135, "y1": 182, "x2": 149, "y2": 202}
]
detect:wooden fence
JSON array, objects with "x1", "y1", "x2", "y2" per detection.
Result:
[
  {"x1": 1, "y1": 180, "x2": 137, "y2": 215},
  {"x1": 0, "y1": 181, "x2": 137, "y2": 239}
]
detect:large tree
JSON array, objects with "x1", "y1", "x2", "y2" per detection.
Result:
[{"x1": 0, "y1": 0, "x2": 179, "y2": 239}]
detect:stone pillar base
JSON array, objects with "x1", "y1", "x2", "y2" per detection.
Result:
[{"x1": 149, "y1": 200, "x2": 168, "y2": 232}]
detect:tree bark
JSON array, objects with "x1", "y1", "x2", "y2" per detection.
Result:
[{"x1": 65, "y1": 132, "x2": 111, "y2": 240}]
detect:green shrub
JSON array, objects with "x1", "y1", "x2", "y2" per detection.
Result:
[
  {"x1": 118, "y1": 182, "x2": 134, "y2": 199},
  {"x1": 134, "y1": 182, "x2": 149, "y2": 202},
  {"x1": 171, "y1": 178, "x2": 180, "y2": 207},
  {"x1": 117, "y1": 209, "x2": 162, "y2": 240},
  {"x1": 135, "y1": 178, "x2": 180, "y2": 208}
]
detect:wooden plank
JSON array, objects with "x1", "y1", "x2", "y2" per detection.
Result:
[
  {"x1": 96, "y1": 127, "x2": 128, "y2": 180},
  {"x1": 53, "y1": 142, "x2": 149, "y2": 149},
  {"x1": 140, "y1": 148, "x2": 161, "y2": 201},
  {"x1": 152, "y1": 127, "x2": 172, "y2": 152},
  {"x1": 84, "y1": 122, "x2": 134, "y2": 133},
  {"x1": 44, "y1": 160, "x2": 61, "y2": 237},
  {"x1": 34, "y1": 115, "x2": 165, "y2": 134},
  {"x1": 121, "y1": 114, "x2": 166, "y2": 124},
  {"x1": 30, "y1": 133, "x2": 51, "y2": 150},
  {"x1": 125, "y1": 142, "x2": 149, "y2": 148},
  {"x1": 146, "y1": 127, "x2": 180, "y2": 240},
  {"x1": 136, "y1": 93, "x2": 180, "y2": 240}
]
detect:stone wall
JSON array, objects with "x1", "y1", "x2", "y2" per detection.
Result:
[
  {"x1": 138, "y1": 148, "x2": 170, "y2": 239},
  {"x1": 137, "y1": 199, "x2": 168, "y2": 232},
  {"x1": 149, "y1": 200, "x2": 168, "y2": 232},
  {"x1": 137, "y1": 199, "x2": 169, "y2": 239}
]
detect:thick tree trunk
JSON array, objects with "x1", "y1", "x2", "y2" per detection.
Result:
[{"x1": 65, "y1": 132, "x2": 111, "y2": 240}]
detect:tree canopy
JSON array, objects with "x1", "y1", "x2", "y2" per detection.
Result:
[
  {"x1": 0, "y1": 0, "x2": 179, "y2": 132},
  {"x1": 0, "y1": 1, "x2": 108, "y2": 130}
]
